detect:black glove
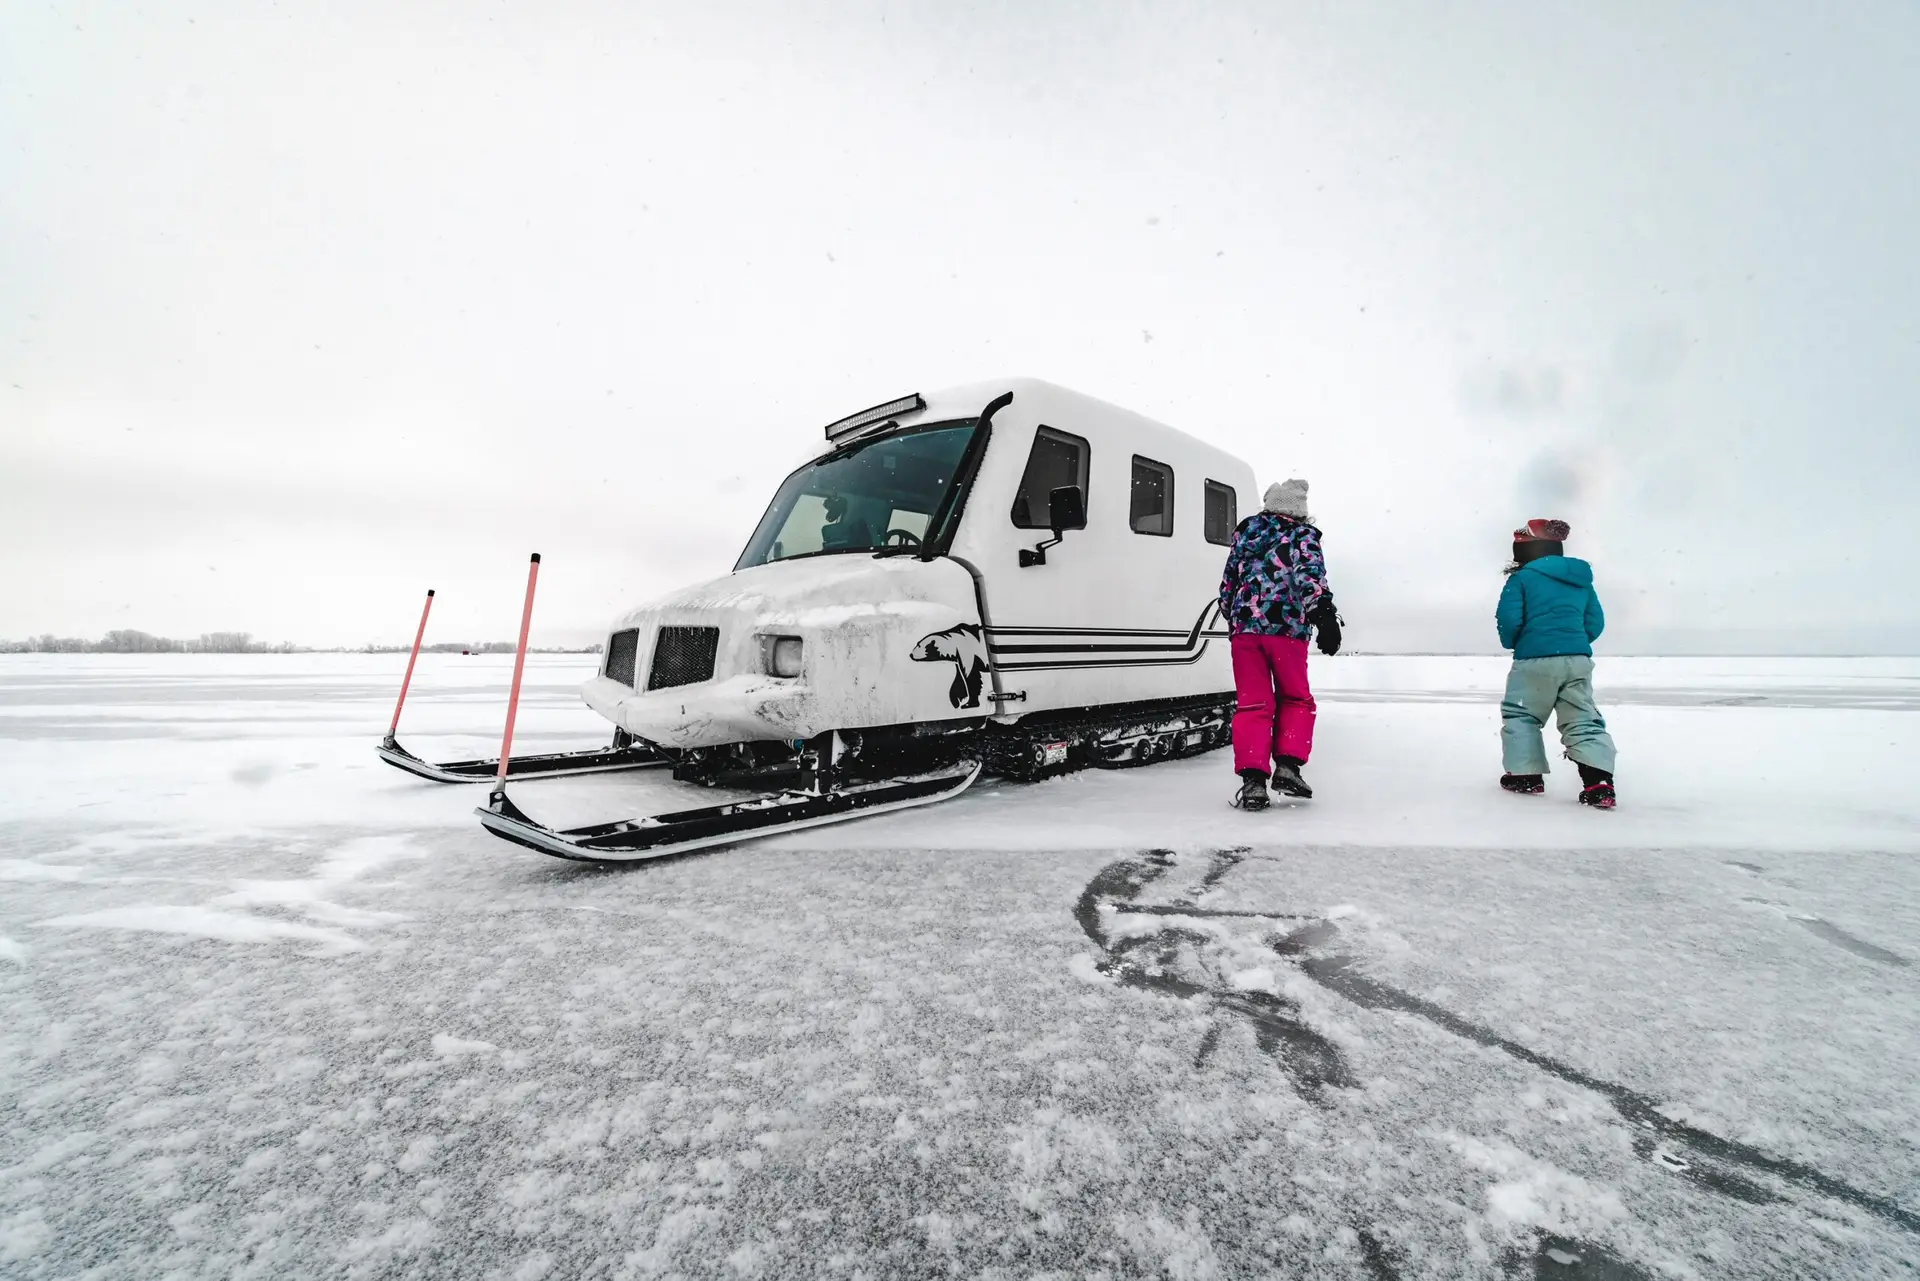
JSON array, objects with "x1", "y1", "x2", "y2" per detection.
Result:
[{"x1": 1308, "y1": 597, "x2": 1343, "y2": 657}]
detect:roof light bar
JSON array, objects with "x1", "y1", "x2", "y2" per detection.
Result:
[{"x1": 824, "y1": 393, "x2": 925, "y2": 442}]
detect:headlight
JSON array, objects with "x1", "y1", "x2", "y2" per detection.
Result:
[{"x1": 762, "y1": 635, "x2": 804, "y2": 678}]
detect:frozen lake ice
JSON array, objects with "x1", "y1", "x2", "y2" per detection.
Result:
[{"x1": 2, "y1": 653, "x2": 1917, "y2": 1278}]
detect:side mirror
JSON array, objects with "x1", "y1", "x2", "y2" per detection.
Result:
[
  {"x1": 1047, "y1": 485, "x2": 1086, "y2": 532},
  {"x1": 1021, "y1": 486, "x2": 1086, "y2": 568}
]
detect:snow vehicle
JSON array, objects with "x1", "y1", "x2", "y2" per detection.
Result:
[{"x1": 473, "y1": 378, "x2": 1258, "y2": 862}]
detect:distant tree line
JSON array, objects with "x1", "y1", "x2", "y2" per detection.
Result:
[
  {"x1": 0, "y1": 630, "x2": 295, "y2": 654},
  {"x1": 1, "y1": 630, "x2": 603, "y2": 655}
]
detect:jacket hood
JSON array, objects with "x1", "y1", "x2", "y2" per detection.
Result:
[
  {"x1": 1521, "y1": 555, "x2": 1592, "y2": 588},
  {"x1": 1240, "y1": 510, "x2": 1320, "y2": 537}
]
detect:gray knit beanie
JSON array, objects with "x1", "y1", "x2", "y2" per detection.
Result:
[{"x1": 1263, "y1": 478, "x2": 1312, "y2": 522}]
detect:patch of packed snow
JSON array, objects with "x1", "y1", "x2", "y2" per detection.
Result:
[
  {"x1": 0, "y1": 860, "x2": 89, "y2": 882},
  {"x1": 34, "y1": 904, "x2": 365, "y2": 953},
  {"x1": 430, "y1": 1033, "x2": 497, "y2": 1058}
]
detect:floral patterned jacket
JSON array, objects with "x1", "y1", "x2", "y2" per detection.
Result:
[{"x1": 1218, "y1": 513, "x2": 1329, "y2": 640}]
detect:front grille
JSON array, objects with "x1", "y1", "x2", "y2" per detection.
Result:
[
  {"x1": 646, "y1": 626, "x2": 719, "y2": 690},
  {"x1": 604, "y1": 629, "x2": 639, "y2": 687}
]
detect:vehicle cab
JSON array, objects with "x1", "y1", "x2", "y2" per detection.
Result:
[{"x1": 582, "y1": 378, "x2": 1256, "y2": 751}]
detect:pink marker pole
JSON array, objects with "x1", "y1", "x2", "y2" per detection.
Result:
[
  {"x1": 387, "y1": 589, "x2": 436, "y2": 741},
  {"x1": 493, "y1": 554, "x2": 541, "y2": 789}
]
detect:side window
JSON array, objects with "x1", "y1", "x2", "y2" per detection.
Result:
[
  {"x1": 1130, "y1": 455, "x2": 1174, "y2": 536},
  {"x1": 1204, "y1": 480, "x2": 1237, "y2": 545},
  {"x1": 1010, "y1": 426, "x2": 1090, "y2": 529}
]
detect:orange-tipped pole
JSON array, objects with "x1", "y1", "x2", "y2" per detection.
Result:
[
  {"x1": 388, "y1": 589, "x2": 435, "y2": 737},
  {"x1": 494, "y1": 555, "x2": 541, "y2": 787}
]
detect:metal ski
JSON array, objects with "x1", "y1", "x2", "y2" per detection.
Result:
[
  {"x1": 377, "y1": 733, "x2": 668, "y2": 784},
  {"x1": 377, "y1": 574, "x2": 670, "y2": 784},
  {"x1": 476, "y1": 759, "x2": 982, "y2": 863}
]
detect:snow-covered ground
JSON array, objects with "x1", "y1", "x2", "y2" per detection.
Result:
[{"x1": 2, "y1": 653, "x2": 1916, "y2": 1279}]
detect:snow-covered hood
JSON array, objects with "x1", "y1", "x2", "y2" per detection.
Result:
[
  {"x1": 587, "y1": 553, "x2": 984, "y2": 748},
  {"x1": 611, "y1": 554, "x2": 973, "y2": 635}
]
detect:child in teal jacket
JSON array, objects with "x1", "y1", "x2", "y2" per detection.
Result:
[{"x1": 1495, "y1": 519, "x2": 1617, "y2": 807}]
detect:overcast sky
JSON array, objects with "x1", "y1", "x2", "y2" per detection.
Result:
[{"x1": 4, "y1": 1, "x2": 1916, "y2": 652}]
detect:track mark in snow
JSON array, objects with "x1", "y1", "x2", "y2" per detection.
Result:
[
  {"x1": 1113, "y1": 903, "x2": 1314, "y2": 921},
  {"x1": 1273, "y1": 920, "x2": 1341, "y2": 955},
  {"x1": 1736, "y1": 892, "x2": 1910, "y2": 967},
  {"x1": 1722, "y1": 861, "x2": 1765, "y2": 874},
  {"x1": 1197, "y1": 846, "x2": 1246, "y2": 890},
  {"x1": 1191, "y1": 1021, "x2": 1221, "y2": 1069},
  {"x1": 1079, "y1": 851, "x2": 1920, "y2": 1239},
  {"x1": 1525, "y1": 1233, "x2": 1652, "y2": 1278},
  {"x1": 1790, "y1": 915, "x2": 1911, "y2": 967},
  {"x1": 1222, "y1": 988, "x2": 1355, "y2": 1100},
  {"x1": 1294, "y1": 953, "x2": 1918, "y2": 1235},
  {"x1": 1628, "y1": 1135, "x2": 1774, "y2": 1206},
  {"x1": 1075, "y1": 850, "x2": 1355, "y2": 1105},
  {"x1": 1355, "y1": 1227, "x2": 1400, "y2": 1280},
  {"x1": 1171, "y1": 849, "x2": 1242, "y2": 905}
]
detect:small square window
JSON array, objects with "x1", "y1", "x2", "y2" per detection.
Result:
[
  {"x1": 1130, "y1": 456, "x2": 1174, "y2": 536},
  {"x1": 1011, "y1": 427, "x2": 1090, "y2": 529},
  {"x1": 1204, "y1": 481, "x2": 1238, "y2": 545}
]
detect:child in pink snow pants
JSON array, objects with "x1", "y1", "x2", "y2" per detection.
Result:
[
  {"x1": 1217, "y1": 479, "x2": 1342, "y2": 811},
  {"x1": 1230, "y1": 634, "x2": 1316, "y2": 775}
]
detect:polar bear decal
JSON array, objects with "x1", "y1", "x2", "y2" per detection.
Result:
[{"x1": 910, "y1": 623, "x2": 989, "y2": 710}]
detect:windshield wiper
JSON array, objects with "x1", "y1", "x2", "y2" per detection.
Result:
[{"x1": 768, "y1": 548, "x2": 870, "y2": 565}]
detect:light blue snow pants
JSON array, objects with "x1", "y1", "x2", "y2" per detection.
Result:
[{"x1": 1500, "y1": 655, "x2": 1617, "y2": 775}]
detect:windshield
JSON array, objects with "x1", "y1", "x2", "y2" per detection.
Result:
[{"x1": 735, "y1": 420, "x2": 978, "y2": 569}]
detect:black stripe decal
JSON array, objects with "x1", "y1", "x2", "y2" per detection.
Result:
[
  {"x1": 992, "y1": 640, "x2": 1203, "y2": 655},
  {"x1": 993, "y1": 632, "x2": 1230, "y2": 654},
  {"x1": 997, "y1": 644, "x2": 1218, "y2": 672},
  {"x1": 987, "y1": 626, "x2": 1191, "y2": 638},
  {"x1": 987, "y1": 603, "x2": 1222, "y2": 657}
]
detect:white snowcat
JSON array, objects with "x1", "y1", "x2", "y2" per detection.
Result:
[{"x1": 390, "y1": 378, "x2": 1258, "y2": 861}]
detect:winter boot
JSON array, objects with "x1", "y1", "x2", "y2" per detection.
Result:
[
  {"x1": 1500, "y1": 773, "x2": 1545, "y2": 795},
  {"x1": 1270, "y1": 757, "x2": 1314, "y2": 799},
  {"x1": 1232, "y1": 770, "x2": 1271, "y2": 811},
  {"x1": 1577, "y1": 763, "x2": 1616, "y2": 809}
]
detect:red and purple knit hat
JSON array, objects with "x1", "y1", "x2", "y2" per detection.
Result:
[{"x1": 1513, "y1": 518, "x2": 1571, "y2": 544}]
